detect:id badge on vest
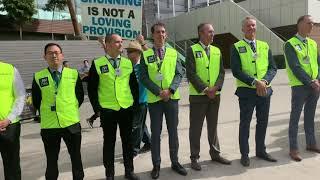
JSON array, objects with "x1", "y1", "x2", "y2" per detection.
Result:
[
  {"x1": 156, "y1": 72, "x2": 163, "y2": 81},
  {"x1": 115, "y1": 68, "x2": 122, "y2": 76},
  {"x1": 303, "y1": 56, "x2": 310, "y2": 64},
  {"x1": 51, "y1": 92, "x2": 57, "y2": 111}
]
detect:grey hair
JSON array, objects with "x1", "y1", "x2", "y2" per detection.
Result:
[{"x1": 242, "y1": 16, "x2": 256, "y2": 27}]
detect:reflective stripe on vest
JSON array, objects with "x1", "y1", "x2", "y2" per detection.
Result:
[
  {"x1": 189, "y1": 43, "x2": 221, "y2": 95},
  {"x1": 94, "y1": 56, "x2": 134, "y2": 111},
  {"x1": 0, "y1": 62, "x2": 19, "y2": 124},
  {"x1": 234, "y1": 40, "x2": 269, "y2": 88},
  {"x1": 284, "y1": 37, "x2": 318, "y2": 86},
  {"x1": 35, "y1": 68, "x2": 80, "y2": 129},
  {"x1": 142, "y1": 47, "x2": 180, "y2": 103}
]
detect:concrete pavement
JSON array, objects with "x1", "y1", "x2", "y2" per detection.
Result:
[{"x1": 1, "y1": 69, "x2": 320, "y2": 180}]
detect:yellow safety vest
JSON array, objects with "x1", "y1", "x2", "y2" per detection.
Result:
[
  {"x1": 189, "y1": 43, "x2": 221, "y2": 95},
  {"x1": 94, "y1": 56, "x2": 134, "y2": 111},
  {"x1": 234, "y1": 40, "x2": 269, "y2": 88},
  {"x1": 284, "y1": 36, "x2": 318, "y2": 86},
  {"x1": 0, "y1": 62, "x2": 19, "y2": 124},
  {"x1": 35, "y1": 68, "x2": 80, "y2": 129},
  {"x1": 142, "y1": 47, "x2": 180, "y2": 103}
]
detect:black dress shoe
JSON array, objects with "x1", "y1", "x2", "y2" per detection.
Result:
[
  {"x1": 106, "y1": 176, "x2": 114, "y2": 180},
  {"x1": 125, "y1": 172, "x2": 140, "y2": 180},
  {"x1": 171, "y1": 162, "x2": 187, "y2": 176},
  {"x1": 151, "y1": 166, "x2": 160, "y2": 179},
  {"x1": 211, "y1": 155, "x2": 232, "y2": 165},
  {"x1": 240, "y1": 156, "x2": 250, "y2": 167},
  {"x1": 191, "y1": 159, "x2": 201, "y2": 171},
  {"x1": 256, "y1": 152, "x2": 277, "y2": 162}
]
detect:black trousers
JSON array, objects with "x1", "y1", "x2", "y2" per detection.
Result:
[
  {"x1": 101, "y1": 107, "x2": 134, "y2": 177},
  {"x1": 40, "y1": 123, "x2": 84, "y2": 180},
  {"x1": 132, "y1": 103, "x2": 151, "y2": 155},
  {"x1": 0, "y1": 123, "x2": 21, "y2": 180}
]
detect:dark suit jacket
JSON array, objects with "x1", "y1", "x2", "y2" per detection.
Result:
[{"x1": 230, "y1": 42, "x2": 277, "y2": 98}]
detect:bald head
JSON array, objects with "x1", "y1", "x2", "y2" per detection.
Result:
[
  {"x1": 105, "y1": 34, "x2": 123, "y2": 58},
  {"x1": 297, "y1": 15, "x2": 314, "y2": 37},
  {"x1": 198, "y1": 23, "x2": 215, "y2": 46}
]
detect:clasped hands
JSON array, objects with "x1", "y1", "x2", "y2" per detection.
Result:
[
  {"x1": 255, "y1": 80, "x2": 268, "y2": 97},
  {"x1": 0, "y1": 119, "x2": 10, "y2": 132},
  {"x1": 204, "y1": 86, "x2": 218, "y2": 99},
  {"x1": 159, "y1": 89, "x2": 171, "y2": 102}
]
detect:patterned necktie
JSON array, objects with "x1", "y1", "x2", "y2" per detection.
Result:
[
  {"x1": 205, "y1": 47, "x2": 210, "y2": 58},
  {"x1": 157, "y1": 48, "x2": 163, "y2": 60},
  {"x1": 110, "y1": 58, "x2": 118, "y2": 69},
  {"x1": 52, "y1": 71, "x2": 61, "y2": 88},
  {"x1": 303, "y1": 39, "x2": 307, "y2": 44},
  {"x1": 249, "y1": 41, "x2": 256, "y2": 53}
]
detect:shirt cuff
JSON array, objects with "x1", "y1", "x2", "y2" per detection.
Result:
[
  {"x1": 169, "y1": 88, "x2": 175, "y2": 94},
  {"x1": 261, "y1": 79, "x2": 269, "y2": 85},
  {"x1": 202, "y1": 87, "x2": 209, "y2": 93},
  {"x1": 251, "y1": 79, "x2": 257, "y2": 86},
  {"x1": 6, "y1": 115, "x2": 15, "y2": 123}
]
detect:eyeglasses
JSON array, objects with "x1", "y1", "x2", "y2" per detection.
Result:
[{"x1": 46, "y1": 51, "x2": 62, "y2": 56}]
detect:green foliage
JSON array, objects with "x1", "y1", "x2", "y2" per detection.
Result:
[
  {"x1": 43, "y1": 0, "x2": 67, "y2": 11},
  {"x1": 0, "y1": 0, "x2": 36, "y2": 25}
]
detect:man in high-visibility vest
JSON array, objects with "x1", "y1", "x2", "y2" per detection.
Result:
[
  {"x1": 186, "y1": 23, "x2": 231, "y2": 171},
  {"x1": 230, "y1": 16, "x2": 277, "y2": 167},
  {"x1": 87, "y1": 34, "x2": 139, "y2": 180},
  {"x1": 140, "y1": 22, "x2": 187, "y2": 179},
  {"x1": 0, "y1": 61, "x2": 25, "y2": 180},
  {"x1": 284, "y1": 15, "x2": 320, "y2": 162},
  {"x1": 32, "y1": 43, "x2": 84, "y2": 180}
]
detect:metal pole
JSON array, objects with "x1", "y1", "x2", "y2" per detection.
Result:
[
  {"x1": 157, "y1": 0, "x2": 160, "y2": 19},
  {"x1": 173, "y1": 0, "x2": 176, "y2": 16},
  {"x1": 187, "y1": 0, "x2": 190, "y2": 12},
  {"x1": 207, "y1": 0, "x2": 210, "y2": 6}
]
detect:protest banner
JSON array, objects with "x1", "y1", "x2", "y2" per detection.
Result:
[{"x1": 80, "y1": 0, "x2": 142, "y2": 40}]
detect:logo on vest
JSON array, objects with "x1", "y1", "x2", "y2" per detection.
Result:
[
  {"x1": 100, "y1": 65, "x2": 109, "y2": 73},
  {"x1": 238, "y1": 46, "x2": 247, "y2": 53},
  {"x1": 147, "y1": 55, "x2": 156, "y2": 63},
  {"x1": 195, "y1": 51, "x2": 203, "y2": 58},
  {"x1": 39, "y1": 77, "x2": 49, "y2": 87},
  {"x1": 295, "y1": 44, "x2": 302, "y2": 51}
]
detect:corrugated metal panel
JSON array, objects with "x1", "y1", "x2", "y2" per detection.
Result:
[
  {"x1": 0, "y1": 40, "x2": 105, "y2": 87},
  {"x1": 308, "y1": 0, "x2": 320, "y2": 23},
  {"x1": 163, "y1": 0, "x2": 284, "y2": 55},
  {"x1": 238, "y1": 0, "x2": 307, "y2": 28}
]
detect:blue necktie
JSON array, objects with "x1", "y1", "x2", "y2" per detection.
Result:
[
  {"x1": 52, "y1": 71, "x2": 61, "y2": 88},
  {"x1": 249, "y1": 42, "x2": 256, "y2": 53}
]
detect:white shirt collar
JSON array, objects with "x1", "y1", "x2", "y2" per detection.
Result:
[
  {"x1": 296, "y1": 33, "x2": 307, "y2": 43},
  {"x1": 153, "y1": 46, "x2": 165, "y2": 51},
  {"x1": 243, "y1": 38, "x2": 256, "y2": 45},
  {"x1": 199, "y1": 41, "x2": 210, "y2": 50},
  {"x1": 49, "y1": 65, "x2": 63, "y2": 73},
  {"x1": 106, "y1": 54, "x2": 121, "y2": 60}
]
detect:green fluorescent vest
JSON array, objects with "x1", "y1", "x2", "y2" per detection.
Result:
[
  {"x1": 0, "y1": 62, "x2": 19, "y2": 124},
  {"x1": 35, "y1": 68, "x2": 80, "y2": 129},
  {"x1": 189, "y1": 43, "x2": 221, "y2": 95},
  {"x1": 234, "y1": 40, "x2": 269, "y2": 88},
  {"x1": 284, "y1": 37, "x2": 318, "y2": 86},
  {"x1": 142, "y1": 47, "x2": 180, "y2": 103},
  {"x1": 94, "y1": 56, "x2": 134, "y2": 111}
]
